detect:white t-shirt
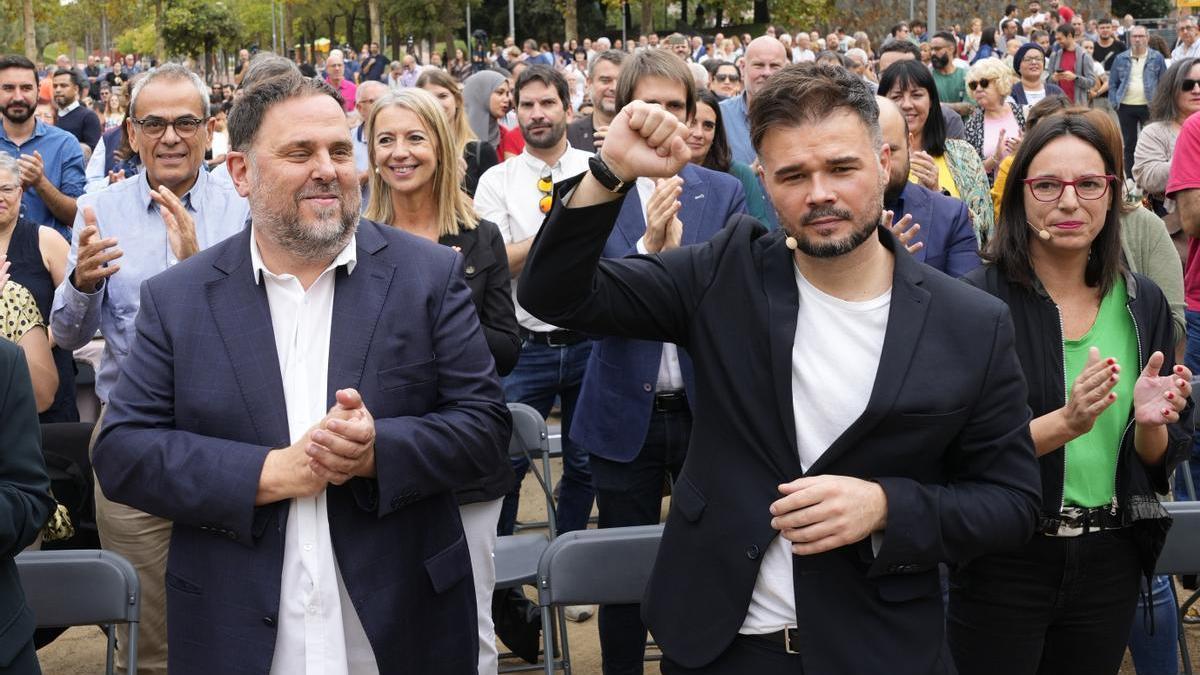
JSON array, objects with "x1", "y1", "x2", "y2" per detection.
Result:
[{"x1": 740, "y1": 263, "x2": 891, "y2": 634}]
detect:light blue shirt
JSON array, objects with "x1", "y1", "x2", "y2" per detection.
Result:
[
  {"x1": 352, "y1": 124, "x2": 371, "y2": 211},
  {"x1": 719, "y1": 92, "x2": 754, "y2": 166},
  {"x1": 0, "y1": 119, "x2": 87, "y2": 240},
  {"x1": 50, "y1": 168, "x2": 250, "y2": 402}
]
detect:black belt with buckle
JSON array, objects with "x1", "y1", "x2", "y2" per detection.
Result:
[
  {"x1": 1038, "y1": 505, "x2": 1126, "y2": 537},
  {"x1": 741, "y1": 628, "x2": 801, "y2": 655},
  {"x1": 653, "y1": 391, "x2": 688, "y2": 413},
  {"x1": 520, "y1": 328, "x2": 587, "y2": 347}
]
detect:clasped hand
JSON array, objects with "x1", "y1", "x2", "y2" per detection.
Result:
[{"x1": 769, "y1": 475, "x2": 888, "y2": 555}]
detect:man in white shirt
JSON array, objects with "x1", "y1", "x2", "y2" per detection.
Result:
[
  {"x1": 517, "y1": 61, "x2": 1040, "y2": 674},
  {"x1": 473, "y1": 65, "x2": 598, "y2": 556},
  {"x1": 92, "y1": 68, "x2": 508, "y2": 675},
  {"x1": 1173, "y1": 17, "x2": 1200, "y2": 61}
]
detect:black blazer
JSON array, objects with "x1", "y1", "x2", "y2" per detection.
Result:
[
  {"x1": 441, "y1": 218, "x2": 519, "y2": 505},
  {"x1": 0, "y1": 341, "x2": 55, "y2": 669},
  {"x1": 518, "y1": 175, "x2": 1043, "y2": 674}
]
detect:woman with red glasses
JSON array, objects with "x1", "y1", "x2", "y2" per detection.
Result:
[{"x1": 950, "y1": 109, "x2": 1192, "y2": 675}]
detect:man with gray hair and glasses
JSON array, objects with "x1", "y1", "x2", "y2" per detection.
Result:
[
  {"x1": 49, "y1": 62, "x2": 249, "y2": 675},
  {"x1": 1173, "y1": 17, "x2": 1200, "y2": 61}
]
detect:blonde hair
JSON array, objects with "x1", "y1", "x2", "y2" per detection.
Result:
[
  {"x1": 416, "y1": 68, "x2": 475, "y2": 157},
  {"x1": 363, "y1": 89, "x2": 478, "y2": 237},
  {"x1": 968, "y1": 57, "x2": 1016, "y2": 97}
]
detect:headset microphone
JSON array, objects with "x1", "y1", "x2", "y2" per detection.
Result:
[{"x1": 1027, "y1": 221, "x2": 1051, "y2": 241}]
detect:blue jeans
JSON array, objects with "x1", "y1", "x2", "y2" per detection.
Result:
[
  {"x1": 1128, "y1": 574, "x2": 1180, "y2": 675},
  {"x1": 497, "y1": 339, "x2": 594, "y2": 536},
  {"x1": 1177, "y1": 311, "x2": 1200, "y2": 500}
]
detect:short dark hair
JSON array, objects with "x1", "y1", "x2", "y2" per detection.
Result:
[
  {"x1": 513, "y1": 64, "x2": 569, "y2": 111},
  {"x1": 749, "y1": 62, "x2": 879, "y2": 154},
  {"x1": 614, "y1": 48, "x2": 697, "y2": 123},
  {"x1": 879, "y1": 40, "x2": 921, "y2": 60},
  {"x1": 1056, "y1": 24, "x2": 1075, "y2": 37},
  {"x1": 588, "y1": 50, "x2": 625, "y2": 79},
  {"x1": 932, "y1": 31, "x2": 957, "y2": 45},
  {"x1": 0, "y1": 54, "x2": 38, "y2": 86},
  {"x1": 1005, "y1": 4, "x2": 1019, "y2": 15},
  {"x1": 52, "y1": 67, "x2": 85, "y2": 91},
  {"x1": 695, "y1": 89, "x2": 732, "y2": 172},
  {"x1": 228, "y1": 71, "x2": 342, "y2": 152},
  {"x1": 890, "y1": 23, "x2": 909, "y2": 37},
  {"x1": 988, "y1": 110, "x2": 1124, "y2": 296},
  {"x1": 911, "y1": 20, "x2": 927, "y2": 30},
  {"x1": 877, "y1": 60, "x2": 946, "y2": 155}
]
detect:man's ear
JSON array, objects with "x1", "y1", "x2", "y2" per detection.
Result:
[
  {"x1": 126, "y1": 118, "x2": 141, "y2": 155},
  {"x1": 226, "y1": 151, "x2": 252, "y2": 198}
]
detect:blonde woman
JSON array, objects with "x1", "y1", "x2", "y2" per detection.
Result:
[
  {"x1": 417, "y1": 68, "x2": 499, "y2": 197},
  {"x1": 965, "y1": 57, "x2": 1026, "y2": 178},
  {"x1": 364, "y1": 88, "x2": 518, "y2": 675}
]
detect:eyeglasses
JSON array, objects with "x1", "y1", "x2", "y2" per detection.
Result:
[
  {"x1": 0, "y1": 184, "x2": 21, "y2": 197},
  {"x1": 1023, "y1": 174, "x2": 1116, "y2": 202},
  {"x1": 1022, "y1": 55, "x2": 1045, "y2": 64},
  {"x1": 130, "y1": 115, "x2": 205, "y2": 139},
  {"x1": 714, "y1": 73, "x2": 741, "y2": 82},
  {"x1": 967, "y1": 79, "x2": 992, "y2": 90},
  {"x1": 1182, "y1": 79, "x2": 1200, "y2": 92},
  {"x1": 537, "y1": 171, "x2": 553, "y2": 214}
]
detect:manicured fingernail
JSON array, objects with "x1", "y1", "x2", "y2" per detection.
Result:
[
  {"x1": 1109, "y1": 393, "x2": 1116, "y2": 400},
  {"x1": 1168, "y1": 392, "x2": 1176, "y2": 400},
  {"x1": 1107, "y1": 358, "x2": 1115, "y2": 365}
]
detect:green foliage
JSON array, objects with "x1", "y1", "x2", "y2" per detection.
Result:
[
  {"x1": 116, "y1": 20, "x2": 158, "y2": 55},
  {"x1": 1111, "y1": 0, "x2": 1172, "y2": 19},
  {"x1": 160, "y1": 0, "x2": 240, "y2": 58}
]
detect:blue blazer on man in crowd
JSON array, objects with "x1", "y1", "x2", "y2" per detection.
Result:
[
  {"x1": 890, "y1": 182, "x2": 982, "y2": 278},
  {"x1": 571, "y1": 163, "x2": 746, "y2": 462},
  {"x1": 92, "y1": 221, "x2": 511, "y2": 674}
]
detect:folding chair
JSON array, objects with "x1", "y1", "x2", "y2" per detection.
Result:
[
  {"x1": 497, "y1": 403, "x2": 568, "y2": 673},
  {"x1": 1157, "y1": 501, "x2": 1200, "y2": 674},
  {"x1": 16, "y1": 549, "x2": 140, "y2": 675},
  {"x1": 74, "y1": 359, "x2": 101, "y2": 424},
  {"x1": 536, "y1": 524, "x2": 665, "y2": 675}
]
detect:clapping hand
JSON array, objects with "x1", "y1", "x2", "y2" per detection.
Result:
[
  {"x1": 149, "y1": 186, "x2": 199, "y2": 261},
  {"x1": 73, "y1": 208, "x2": 122, "y2": 293},
  {"x1": 884, "y1": 210, "x2": 922, "y2": 255},
  {"x1": 1062, "y1": 347, "x2": 1121, "y2": 437},
  {"x1": 1133, "y1": 352, "x2": 1191, "y2": 426},
  {"x1": 644, "y1": 176, "x2": 684, "y2": 254},
  {"x1": 305, "y1": 388, "x2": 377, "y2": 485},
  {"x1": 0, "y1": 254, "x2": 9, "y2": 294},
  {"x1": 909, "y1": 145, "x2": 939, "y2": 192},
  {"x1": 17, "y1": 151, "x2": 44, "y2": 190}
]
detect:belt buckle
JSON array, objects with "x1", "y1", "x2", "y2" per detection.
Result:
[
  {"x1": 783, "y1": 628, "x2": 799, "y2": 655},
  {"x1": 545, "y1": 331, "x2": 569, "y2": 348}
]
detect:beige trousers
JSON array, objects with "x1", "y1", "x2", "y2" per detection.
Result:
[{"x1": 91, "y1": 409, "x2": 171, "y2": 675}]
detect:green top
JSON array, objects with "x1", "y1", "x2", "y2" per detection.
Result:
[
  {"x1": 729, "y1": 161, "x2": 773, "y2": 228},
  {"x1": 931, "y1": 66, "x2": 973, "y2": 106},
  {"x1": 1063, "y1": 276, "x2": 1136, "y2": 508}
]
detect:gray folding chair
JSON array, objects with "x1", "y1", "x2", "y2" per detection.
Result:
[
  {"x1": 1156, "y1": 501, "x2": 1200, "y2": 674},
  {"x1": 536, "y1": 525, "x2": 665, "y2": 675},
  {"x1": 16, "y1": 549, "x2": 140, "y2": 675},
  {"x1": 498, "y1": 403, "x2": 568, "y2": 673}
]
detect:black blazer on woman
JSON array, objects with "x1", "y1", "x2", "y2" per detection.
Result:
[
  {"x1": 441, "y1": 218, "x2": 519, "y2": 505},
  {"x1": 0, "y1": 341, "x2": 55, "y2": 670}
]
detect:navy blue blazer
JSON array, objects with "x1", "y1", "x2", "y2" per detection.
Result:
[
  {"x1": 0, "y1": 342, "x2": 54, "y2": 670},
  {"x1": 571, "y1": 164, "x2": 746, "y2": 461},
  {"x1": 890, "y1": 182, "x2": 981, "y2": 278},
  {"x1": 93, "y1": 220, "x2": 511, "y2": 675}
]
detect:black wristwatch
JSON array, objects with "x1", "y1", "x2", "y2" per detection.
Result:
[{"x1": 588, "y1": 152, "x2": 635, "y2": 194}]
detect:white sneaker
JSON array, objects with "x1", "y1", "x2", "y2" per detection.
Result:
[{"x1": 563, "y1": 604, "x2": 595, "y2": 622}]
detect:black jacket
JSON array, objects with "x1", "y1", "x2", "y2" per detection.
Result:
[
  {"x1": 963, "y1": 265, "x2": 1192, "y2": 575},
  {"x1": 441, "y1": 218, "x2": 519, "y2": 505},
  {"x1": 518, "y1": 174, "x2": 1042, "y2": 674},
  {"x1": 0, "y1": 341, "x2": 55, "y2": 669}
]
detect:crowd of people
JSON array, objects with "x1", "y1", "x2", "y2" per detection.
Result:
[{"x1": 3, "y1": 2, "x2": 1200, "y2": 674}]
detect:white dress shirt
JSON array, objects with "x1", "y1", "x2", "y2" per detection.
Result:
[
  {"x1": 474, "y1": 146, "x2": 593, "y2": 332},
  {"x1": 741, "y1": 264, "x2": 890, "y2": 634},
  {"x1": 632, "y1": 177, "x2": 685, "y2": 392},
  {"x1": 251, "y1": 231, "x2": 379, "y2": 675}
]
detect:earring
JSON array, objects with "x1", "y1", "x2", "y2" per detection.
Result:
[
  {"x1": 374, "y1": 167, "x2": 380, "y2": 174},
  {"x1": 785, "y1": 236, "x2": 798, "y2": 250}
]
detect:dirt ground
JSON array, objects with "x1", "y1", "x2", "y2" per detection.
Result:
[{"x1": 29, "y1": 458, "x2": 1182, "y2": 674}]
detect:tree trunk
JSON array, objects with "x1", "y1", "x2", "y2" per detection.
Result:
[
  {"x1": 283, "y1": 2, "x2": 295, "y2": 58},
  {"x1": 155, "y1": 0, "x2": 166, "y2": 62},
  {"x1": 753, "y1": 0, "x2": 769, "y2": 24},
  {"x1": 563, "y1": 0, "x2": 578, "y2": 41},
  {"x1": 641, "y1": 0, "x2": 653, "y2": 35},
  {"x1": 714, "y1": 6, "x2": 723, "y2": 27},
  {"x1": 22, "y1": 0, "x2": 37, "y2": 61},
  {"x1": 680, "y1": 0, "x2": 687, "y2": 26},
  {"x1": 327, "y1": 15, "x2": 338, "y2": 47},
  {"x1": 368, "y1": 0, "x2": 381, "y2": 46}
]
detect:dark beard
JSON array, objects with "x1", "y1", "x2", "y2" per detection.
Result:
[
  {"x1": 931, "y1": 55, "x2": 950, "y2": 70},
  {"x1": 2, "y1": 102, "x2": 33, "y2": 124},
  {"x1": 521, "y1": 120, "x2": 566, "y2": 149},
  {"x1": 792, "y1": 205, "x2": 881, "y2": 259}
]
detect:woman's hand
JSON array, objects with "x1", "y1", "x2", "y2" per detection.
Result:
[
  {"x1": 1062, "y1": 346, "x2": 1121, "y2": 437},
  {"x1": 909, "y1": 148, "x2": 939, "y2": 191},
  {"x1": 1133, "y1": 352, "x2": 1191, "y2": 426}
]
